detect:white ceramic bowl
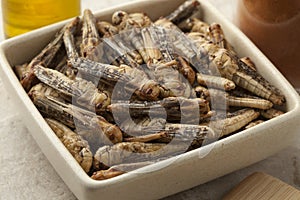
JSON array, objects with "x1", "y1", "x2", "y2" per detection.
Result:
[{"x1": 1, "y1": 0, "x2": 300, "y2": 199}]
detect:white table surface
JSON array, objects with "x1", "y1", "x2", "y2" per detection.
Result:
[{"x1": 1, "y1": 1, "x2": 300, "y2": 200}]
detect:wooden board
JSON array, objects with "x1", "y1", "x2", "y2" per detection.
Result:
[{"x1": 223, "y1": 172, "x2": 300, "y2": 200}]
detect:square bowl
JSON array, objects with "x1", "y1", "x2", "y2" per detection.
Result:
[{"x1": 1, "y1": 0, "x2": 300, "y2": 199}]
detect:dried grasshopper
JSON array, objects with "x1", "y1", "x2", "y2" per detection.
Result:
[
  {"x1": 28, "y1": 83, "x2": 75, "y2": 128},
  {"x1": 196, "y1": 73, "x2": 236, "y2": 91},
  {"x1": 45, "y1": 118, "x2": 93, "y2": 173},
  {"x1": 66, "y1": 44, "x2": 171, "y2": 102},
  {"x1": 76, "y1": 11, "x2": 137, "y2": 68},
  {"x1": 156, "y1": 17, "x2": 284, "y2": 105},
  {"x1": 108, "y1": 96, "x2": 211, "y2": 124},
  {"x1": 64, "y1": 27, "x2": 164, "y2": 101},
  {"x1": 226, "y1": 95, "x2": 273, "y2": 110},
  {"x1": 33, "y1": 65, "x2": 111, "y2": 111},
  {"x1": 167, "y1": 0, "x2": 204, "y2": 32},
  {"x1": 81, "y1": 9, "x2": 102, "y2": 61},
  {"x1": 63, "y1": 24, "x2": 121, "y2": 77},
  {"x1": 165, "y1": 0, "x2": 201, "y2": 26},
  {"x1": 207, "y1": 108, "x2": 260, "y2": 137},
  {"x1": 187, "y1": 32, "x2": 285, "y2": 105},
  {"x1": 155, "y1": 123, "x2": 216, "y2": 144},
  {"x1": 93, "y1": 142, "x2": 186, "y2": 168},
  {"x1": 186, "y1": 18, "x2": 236, "y2": 56},
  {"x1": 189, "y1": 18, "x2": 236, "y2": 54},
  {"x1": 140, "y1": 26, "x2": 195, "y2": 98},
  {"x1": 207, "y1": 89, "x2": 273, "y2": 110},
  {"x1": 29, "y1": 83, "x2": 123, "y2": 150},
  {"x1": 110, "y1": 11, "x2": 148, "y2": 65},
  {"x1": 67, "y1": 57, "x2": 162, "y2": 101},
  {"x1": 151, "y1": 25, "x2": 197, "y2": 83},
  {"x1": 19, "y1": 17, "x2": 80, "y2": 91},
  {"x1": 154, "y1": 18, "x2": 211, "y2": 75},
  {"x1": 68, "y1": 105, "x2": 123, "y2": 151},
  {"x1": 118, "y1": 117, "x2": 166, "y2": 137},
  {"x1": 120, "y1": 117, "x2": 216, "y2": 148},
  {"x1": 69, "y1": 13, "x2": 135, "y2": 68}
]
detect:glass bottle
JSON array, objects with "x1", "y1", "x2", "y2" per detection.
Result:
[
  {"x1": 2, "y1": 0, "x2": 81, "y2": 38},
  {"x1": 236, "y1": 0, "x2": 300, "y2": 89}
]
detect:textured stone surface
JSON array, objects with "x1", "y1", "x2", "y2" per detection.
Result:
[{"x1": 1, "y1": 0, "x2": 300, "y2": 199}]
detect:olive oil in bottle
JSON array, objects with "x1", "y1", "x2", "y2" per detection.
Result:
[{"x1": 2, "y1": 0, "x2": 81, "y2": 38}]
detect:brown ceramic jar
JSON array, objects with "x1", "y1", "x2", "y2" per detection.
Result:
[{"x1": 236, "y1": 0, "x2": 300, "y2": 88}]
